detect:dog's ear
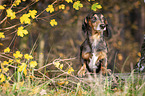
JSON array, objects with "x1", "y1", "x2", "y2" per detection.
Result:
[
  {"x1": 104, "y1": 18, "x2": 111, "y2": 38},
  {"x1": 82, "y1": 18, "x2": 88, "y2": 35}
]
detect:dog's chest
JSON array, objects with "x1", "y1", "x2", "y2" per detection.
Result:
[
  {"x1": 88, "y1": 34, "x2": 107, "y2": 71},
  {"x1": 89, "y1": 34, "x2": 107, "y2": 52}
]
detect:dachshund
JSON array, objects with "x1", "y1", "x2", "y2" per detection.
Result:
[{"x1": 77, "y1": 12, "x2": 111, "y2": 77}]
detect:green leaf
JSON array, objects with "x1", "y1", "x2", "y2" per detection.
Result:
[{"x1": 91, "y1": 3, "x2": 102, "y2": 11}]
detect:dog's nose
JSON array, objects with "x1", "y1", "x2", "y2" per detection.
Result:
[{"x1": 100, "y1": 24, "x2": 105, "y2": 29}]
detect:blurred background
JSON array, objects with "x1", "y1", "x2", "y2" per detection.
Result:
[{"x1": 0, "y1": 0, "x2": 144, "y2": 74}]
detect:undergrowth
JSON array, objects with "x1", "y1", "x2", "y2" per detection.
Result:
[{"x1": 0, "y1": 58, "x2": 145, "y2": 96}]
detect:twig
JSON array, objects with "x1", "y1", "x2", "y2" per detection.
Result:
[
  {"x1": 138, "y1": 82, "x2": 145, "y2": 91},
  {"x1": 35, "y1": 0, "x2": 58, "y2": 19},
  {"x1": 9, "y1": 33, "x2": 17, "y2": 48},
  {"x1": 0, "y1": 17, "x2": 7, "y2": 25},
  {"x1": 34, "y1": 58, "x2": 76, "y2": 71},
  {"x1": 0, "y1": 24, "x2": 20, "y2": 30},
  {"x1": 0, "y1": 0, "x2": 15, "y2": 24},
  {"x1": 38, "y1": 70, "x2": 58, "y2": 91},
  {"x1": 15, "y1": 1, "x2": 37, "y2": 14},
  {"x1": 0, "y1": 54, "x2": 13, "y2": 60}
]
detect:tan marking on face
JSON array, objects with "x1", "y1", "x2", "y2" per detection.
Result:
[
  {"x1": 88, "y1": 14, "x2": 106, "y2": 35},
  {"x1": 94, "y1": 14, "x2": 98, "y2": 18},
  {"x1": 91, "y1": 14, "x2": 102, "y2": 33},
  {"x1": 82, "y1": 52, "x2": 91, "y2": 60}
]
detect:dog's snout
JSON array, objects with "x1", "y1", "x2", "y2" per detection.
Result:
[{"x1": 100, "y1": 24, "x2": 105, "y2": 29}]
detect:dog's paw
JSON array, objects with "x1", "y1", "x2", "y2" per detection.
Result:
[
  {"x1": 101, "y1": 67, "x2": 111, "y2": 75},
  {"x1": 77, "y1": 64, "x2": 86, "y2": 77}
]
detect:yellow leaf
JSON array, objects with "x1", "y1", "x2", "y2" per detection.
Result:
[
  {"x1": 13, "y1": 0, "x2": 21, "y2": 6},
  {"x1": 91, "y1": 3, "x2": 102, "y2": 11},
  {"x1": 8, "y1": 59, "x2": 13, "y2": 63},
  {"x1": 0, "y1": 32, "x2": 5, "y2": 38},
  {"x1": 29, "y1": 87, "x2": 40, "y2": 95},
  {"x1": 59, "y1": 4, "x2": 65, "y2": 10},
  {"x1": 0, "y1": 5, "x2": 5, "y2": 9},
  {"x1": 118, "y1": 53, "x2": 123, "y2": 61},
  {"x1": 4, "y1": 47, "x2": 10, "y2": 53},
  {"x1": 0, "y1": 74, "x2": 5, "y2": 82},
  {"x1": 2, "y1": 81, "x2": 10, "y2": 91},
  {"x1": 17, "y1": 26, "x2": 28, "y2": 37},
  {"x1": 13, "y1": 51, "x2": 23, "y2": 58},
  {"x1": 67, "y1": 67, "x2": 74, "y2": 74},
  {"x1": 0, "y1": 43, "x2": 4, "y2": 46},
  {"x1": 7, "y1": 76, "x2": 11, "y2": 80},
  {"x1": 23, "y1": 68, "x2": 27, "y2": 76},
  {"x1": 3, "y1": 68, "x2": 9, "y2": 73},
  {"x1": 20, "y1": 14, "x2": 31, "y2": 24},
  {"x1": 54, "y1": 61, "x2": 60, "y2": 68},
  {"x1": 50, "y1": 19, "x2": 57, "y2": 26},
  {"x1": 60, "y1": 64, "x2": 63, "y2": 69},
  {"x1": 65, "y1": 81, "x2": 69, "y2": 85},
  {"x1": 18, "y1": 63, "x2": 27, "y2": 76},
  {"x1": 46, "y1": 5, "x2": 54, "y2": 13},
  {"x1": 20, "y1": 81, "x2": 24, "y2": 86},
  {"x1": 6, "y1": 9, "x2": 16, "y2": 19},
  {"x1": 73, "y1": 1, "x2": 83, "y2": 10},
  {"x1": 29, "y1": 61, "x2": 37, "y2": 68},
  {"x1": 24, "y1": 54, "x2": 33, "y2": 60},
  {"x1": 137, "y1": 52, "x2": 141, "y2": 57},
  {"x1": 57, "y1": 79, "x2": 68, "y2": 86},
  {"x1": 57, "y1": 81, "x2": 65, "y2": 85},
  {"x1": 16, "y1": 59, "x2": 21, "y2": 63},
  {"x1": 88, "y1": 0, "x2": 95, "y2": 1},
  {"x1": 2, "y1": 61, "x2": 8, "y2": 65},
  {"x1": 28, "y1": 10, "x2": 37, "y2": 19},
  {"x1": 65, "y1": 0, "x2": 73, "y2": 3},
  {"x1": 35, "y1": 0, "x2": 39, "y2": 2}
]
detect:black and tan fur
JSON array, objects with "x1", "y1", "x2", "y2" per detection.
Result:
[
  {"x1": 77, "y1": 13, "x2": 111, "y2": 77},
  {"x1": 135, "y1": 34, "x2": 145, "y2": 72}
]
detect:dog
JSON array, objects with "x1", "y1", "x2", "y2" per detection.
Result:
[
  {"x1": 77, "y1": 12, "x2": 111, "y2": 77},
  {"x1": 135, "y1": 34, "x2": 145, "y2": 72}
]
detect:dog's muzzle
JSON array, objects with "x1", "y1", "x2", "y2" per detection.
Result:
[
  {"x1": 100, "y1": 24, "x2": 106, "y2": 29},
  {"x1": 96, "y1": 23, "x2": 106, "y2": 31}
]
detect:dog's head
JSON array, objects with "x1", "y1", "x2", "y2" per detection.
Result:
[{"x1": 82, "y1": 12, "x2": 111, "y2": 37}]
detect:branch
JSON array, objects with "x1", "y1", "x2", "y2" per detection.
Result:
[
  {"x1": 34, "y1": 57, "x2": 76, "y2": 71},
  {"x1": 35, "y1": 0, "x2": 58, "y2": 19},
  {"x1": 0, "y1": 24, "x2": 20, "y2": 30}
]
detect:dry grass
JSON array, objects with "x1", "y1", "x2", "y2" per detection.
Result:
[{"x1": 0, "y1": 58, "x2": 145, "y2": 96}]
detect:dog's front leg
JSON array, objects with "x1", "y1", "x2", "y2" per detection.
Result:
[
  {"x1": 101, "y1": 58, "x2": 111, "y2": 75},
  {"x1": 77, "y1": 62, "x2": 87, "y2": 77}
]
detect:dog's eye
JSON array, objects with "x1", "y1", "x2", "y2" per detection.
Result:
[
  {"x1": 92, "y1": 17, "x2": 97, "y2": 20},
  {"x1": 91, "y1": 16, "x2": 97, "y2": 22}
]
